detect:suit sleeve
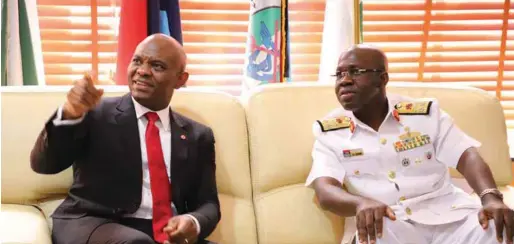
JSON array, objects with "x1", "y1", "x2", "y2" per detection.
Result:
[
  {"x1": 188, "y1": 127, "x2": 221, "y2": 240},
  {"x1": 30, "y1": 108, "x2": 89, "y2": 174}
]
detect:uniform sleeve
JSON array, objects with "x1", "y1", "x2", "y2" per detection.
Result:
[
  {"x1": 433, "y1": 101, "x2": 481, "y2": 168},
  {"x1": 305, "y1": 123, "x2": 346, "y2": 187}
]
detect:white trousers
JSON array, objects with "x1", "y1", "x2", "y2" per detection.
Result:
[{"x1": 361, "y1": 211, "x2": 505, "y2": 244}]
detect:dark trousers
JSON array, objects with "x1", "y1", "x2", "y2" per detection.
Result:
[{"x1": 52, "y1": 216, "x2": 217, "y2": 244}]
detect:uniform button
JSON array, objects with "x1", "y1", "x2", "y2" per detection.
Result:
[
  {"x1": 354, "y1": 170, "x2": 360, "y2": 175},
  {"x1": 451, "y1": 205, "x2": 456, "y2": 209},
  {"x1": 380, "y1": 138, "x2": 387, "y2": 145},
  {"x1": 388, "y1": 171, "x2": 396, "y2": 179},
  {"x1": 405, "y1": 207, "x2": 412, "y2": 215},
  {"x1": 399, "y1": 196, "x2": 406, "y2": 201},
  {"x1": 404, "y1": 126, "x2": 410, "y2": 132}
]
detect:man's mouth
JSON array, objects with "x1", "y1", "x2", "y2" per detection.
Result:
[
  {"x1": 339, "y1": 89, "x2": 356, "y2": 97},
  {"x1": 134, "y1": 80, "x2": 153, "y2": 87}
]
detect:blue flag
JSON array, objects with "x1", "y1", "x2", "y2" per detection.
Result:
[{"x1": 147, "y1": 0, "x2": 183, "y2": 45}]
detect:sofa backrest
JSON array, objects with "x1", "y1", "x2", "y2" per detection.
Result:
[
  {"x1": 0, "y1": 87, "x2": 257, "y2": 244},
  {"x1": 243, "y1": 82, "x2": 512, "y2": 244}
]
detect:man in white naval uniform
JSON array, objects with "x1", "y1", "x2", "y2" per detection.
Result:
[{"x1": 306, "y1": 45, "x2": 514, "y2": 244}]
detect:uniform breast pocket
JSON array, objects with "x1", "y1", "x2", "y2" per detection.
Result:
[
  {"x1": 341, "y1": 156, "x2": 382, "y2": 197},
  {"x1": 341, "y1": 155, "x2": 381, "y2": 178}
]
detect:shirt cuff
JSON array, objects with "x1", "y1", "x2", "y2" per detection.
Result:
[
  {"x1": 52, "y1": 105, "x2": 85, "y2": 126},
  {"x1": 184, "y1": 214, "x2": 201, "y2": 235}
]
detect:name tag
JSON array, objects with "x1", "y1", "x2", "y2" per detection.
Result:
[
  {"x1": 394, "y1": 134, "x2": 431, "y2": 152},
  {"x1": 343, "y1": 148, "x2": 364, "y2": 158}
]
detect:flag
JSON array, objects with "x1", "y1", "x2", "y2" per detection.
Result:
[
  {"x1": 318, "y1": 0, "x2": 363, "y2": 84},
  {"x1": 242, "y1": 0, "x2": 291, "y2": 91},
  {"x1": 114, "y1": 0, "x2": 148, "y2": 85},
  {"x1": 148, "y1": 0, "x2": 183, "y2": 45},
  {"x1": 1, "y1": 0, "x2": 45, "y2": 86},
  {"x1": 115, "y1": 0, "x2": 183, "y2": 85}
]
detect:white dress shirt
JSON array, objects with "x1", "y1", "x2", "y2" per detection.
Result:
[{"x1": 53, "y1": 97, "x2": 200, "y2": 233}]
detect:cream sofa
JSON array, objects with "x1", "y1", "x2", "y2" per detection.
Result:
[{"x1": 2, "y1": 83, "x2": 513, "y2": 244}]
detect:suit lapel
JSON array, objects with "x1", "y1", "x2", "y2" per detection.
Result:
[
  {"x1": 170, "y1": 111, "x2": 188, "y2": 210},
  {"x1": 170, "y1": 110, "x2": 188, "y2": 172},
  {"x1": 112, "y1": 94, "x2": 143, "y2": 169}
]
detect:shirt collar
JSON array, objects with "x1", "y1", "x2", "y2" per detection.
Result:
[
  {"x1": 131, "y1": 96, "x2": 171, "y2": 131},
  {"x1": 386, "y1": 94, "x2": 404, "y2": 126},
  {"x1": 346, "y1": 94, "x2": 403, "y2": 139}
]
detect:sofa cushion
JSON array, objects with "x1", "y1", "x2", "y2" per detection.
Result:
[
  {"x1": 1, "y1": 204, "x2": 52, "y2": 244},
  {"x1": 243, "y1": 84, "x2": 347, "y2": 244},
  {"x1": 1, "y1": 91, "x2": 76, "y2": 205}
]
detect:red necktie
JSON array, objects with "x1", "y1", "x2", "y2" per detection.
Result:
[{"x1": 145, "y1": 112, "x2": 173, "y2": 243}]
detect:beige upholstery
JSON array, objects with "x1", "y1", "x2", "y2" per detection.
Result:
[
  {"x1": 1, "y1": 204, "x2": 52, "y2": 244},
  {"x1": 1, "y1": 87, "x2": 256, "y2": 244},
  {"x1": 242, "y1": 82, "x2": 513, "y2": 244},
  {"x1": 2, "y1": 83, "x2": 513, "y2": 244},
  {"x1": 242, "y1": 84, "x2": 346, "y2": 244}
]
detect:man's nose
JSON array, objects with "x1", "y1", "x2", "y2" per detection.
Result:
[
  {"x1": 136, "y1": 64, "x2": 151, "y2": 76},
  {"x1": 341, "y1": 73, "x2": 354, "y2": 85}
]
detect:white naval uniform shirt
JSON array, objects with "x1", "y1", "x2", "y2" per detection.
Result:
[
  {"x1": 53, "y1": 97, "x2": 200, "y2": 233},
  {"x1": 306, "y1": 93, "x2": 482, "y2": 226}
]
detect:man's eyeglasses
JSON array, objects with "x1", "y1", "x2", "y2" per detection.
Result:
[{"x1": 332, "y1": 68, "x2": 384, "y2": 79}]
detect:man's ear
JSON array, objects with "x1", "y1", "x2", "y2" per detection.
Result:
[
  {"x1": 175, "y1": 72, "x2": 189, "y2": 88},
  {"x1": 380, "y1": 72, "x2": 389, "y2": 87}
]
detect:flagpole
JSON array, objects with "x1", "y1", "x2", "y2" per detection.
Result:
[{"x1": 353, "y1": 0, "x2": 361, "y2": 44}]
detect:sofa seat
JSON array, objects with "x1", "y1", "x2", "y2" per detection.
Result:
[{"x1": 1, "y1": 204, "x2": 52, "y2": 244}]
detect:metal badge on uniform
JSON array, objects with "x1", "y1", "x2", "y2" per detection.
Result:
[
  {"x1": 425, "y1": 151, "x2": 432, "y2": 159},
  {"x1": 402, "y1": 158, "x2": 410, "y2": 167},
  {"x1": 342, "y1": 148, "x2": 364, "y2": 158}
]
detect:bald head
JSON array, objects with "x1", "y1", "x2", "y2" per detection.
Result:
[
  {"x1": 136, "y1": 33, "x2": 187, "y2": 72},
  {"x1": 339, "y1": 44, "x2": 388, "y2": 71},
  {"x1": 128, "y1": 33, "x2": 190, "y2": 111}
]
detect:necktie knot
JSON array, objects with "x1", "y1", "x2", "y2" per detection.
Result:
[{"x1": 145, "y1": 112, "x2": 159, "y2": 123}]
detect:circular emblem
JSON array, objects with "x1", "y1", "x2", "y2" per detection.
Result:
[{"x1": 402, "y1": 158, "x2": 410, "y2": 167}]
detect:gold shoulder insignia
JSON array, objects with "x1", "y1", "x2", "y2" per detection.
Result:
[
  {"x1": 394, "y1": 101, "x2": 432, "y2": 115},
  {"x1": 317, "y1": 116, "x2": 352, "y2": 132}
]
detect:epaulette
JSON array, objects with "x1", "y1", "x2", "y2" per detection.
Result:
[
  {"x1": 394, "y1": 101, "x2": 432, "y2": 115},
  {"x1": 316, "y1": 116, "x2": 352, "y2": 132}
]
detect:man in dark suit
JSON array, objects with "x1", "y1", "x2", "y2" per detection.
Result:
[{"x1": 30, "y1": 34, "x2": 220, "y2": 244}]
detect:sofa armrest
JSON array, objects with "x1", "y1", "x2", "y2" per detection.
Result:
[{"x1": 1, "y1": 204, "x2": 52, "y2": 244}]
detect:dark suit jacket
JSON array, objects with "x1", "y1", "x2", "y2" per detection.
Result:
[{"x1": 30, "y1": 93, "x2": 221, "y2": 242}]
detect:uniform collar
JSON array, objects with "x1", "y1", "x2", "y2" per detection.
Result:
[
  {"x1": 131, "y1": 96, "x2": 171, "y2": 131},
  {"x1": 346, "y1": 94, "x2": 403, "y2": 140}
]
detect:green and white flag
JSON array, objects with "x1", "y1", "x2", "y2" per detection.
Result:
[
  {"x1": 318, "y1": 0, "x2": 362, "y2": 84},
  {"x1": 1, "y1": 0, "x2": 45, "y2": 86}
]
